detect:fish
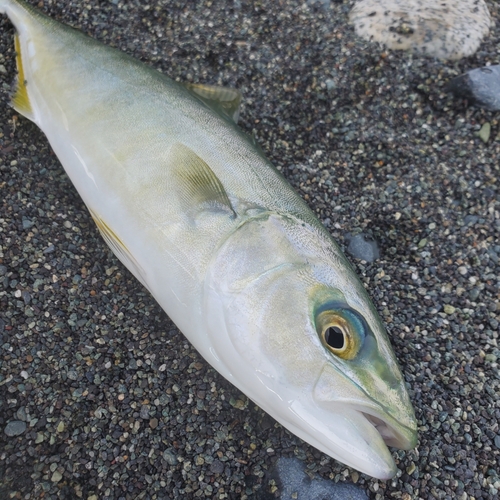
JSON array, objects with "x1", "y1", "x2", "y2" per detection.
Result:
[{"x1": 0, "y1": 0, "x2": 417, "y2": 479}]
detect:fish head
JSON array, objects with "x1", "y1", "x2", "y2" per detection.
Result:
[{"x1": 204, "y1": 212, "x2": 417, "y2": 479}]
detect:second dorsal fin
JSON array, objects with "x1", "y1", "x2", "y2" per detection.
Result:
[{"x1": 184, "y1": 83, "x2": 242, "y2": 123}]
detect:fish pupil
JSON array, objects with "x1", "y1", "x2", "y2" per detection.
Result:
[{"x1": 325, "y1": 326, "x2": 344, "y2": 350}]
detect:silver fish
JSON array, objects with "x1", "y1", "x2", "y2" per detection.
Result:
[{"x1": 0, "y1": 0, "x2": 417, "y2": 479}]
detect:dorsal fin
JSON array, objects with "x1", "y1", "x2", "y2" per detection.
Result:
[
  {"x1": 12, "y1": 32, "x2": 34, "y2": 120},
  {"x1": 170, "y1": 142, "x2": 235, "y2": 217},
  {"x1": 184, "y1": 83, "x2": 242, "y2": 123}
]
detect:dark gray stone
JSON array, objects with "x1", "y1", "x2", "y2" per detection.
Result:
[
  {"x1": 210, "y1": 459, "x2": 225, "y2": 474},
  {"x1": 494, "y1": 435, "x2": 500, "y2": 449},
  {"x1": 140, "y1": 405, "x2": 150, "y2": 419},
  {"x1": 345, "y1": 233, "x2": 380, "y2": 262},
  {"x1": 448, "y1": 65, "x2": 500, "y2": 110},
  {"x1": 258, "y1": 457, "x2": 368, "y2": 500},
  {"x1": 22, "y1": 218, "x2": 34, "y2": 230},
  {"x1": 162, "y1": 448, "x2": 178, "y2": 466}
]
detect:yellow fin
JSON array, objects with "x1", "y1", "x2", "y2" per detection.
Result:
[
  {"x1": 88, "y1": 209, "x2": 149, "y2": 289},
  {"x1": 12, "y1": 33, "x2": 34, "y2": 119},
  {"x1": 170, "y1": 142, "x2": 235, "y2": 217},
  {"x1": 184, "y1": 83, "x2": 242, "y2": 123}
]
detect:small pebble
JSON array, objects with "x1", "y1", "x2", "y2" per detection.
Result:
[
  {"x1": 444, "y1": 305, "x2": 456, "y2": 315},
  {"x1": 22, "y1": 218, "x2": 34, "y2": 230},
  {"x1": 477, "y1": 123, "x2": 491, "y2": 144},
  {"x1": 210, "y1": 459, "x2": 225, "y2": 474},
  {"x1": 162, "y1": 449, "x2": 178, "y2": 466},
  {"x1": 140, "y1": 405, "x2": 150, "y2": 419},
  {"x1": 51, "y1": 471, "x2": 63, "y2": 483},
  {"x1": 16, "y1": 407, "x2": 27, "y2": 421},
  {"x1": 4, "y1": 421, "x2": 27, "y2": 437}
]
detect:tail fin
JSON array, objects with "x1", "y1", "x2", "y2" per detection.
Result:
[
  {"x1": 12, "y1": 30, "x2": 34, "y2": 119},
  {"x1": 1, "y1": 0, "x2": 36, "y2": 120}
]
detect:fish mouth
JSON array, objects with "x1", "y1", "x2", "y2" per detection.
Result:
[
  {"x1": 358, "y1": 408, "x2": 417, "y2": 450},
  {"x1": 310, "y1": 362, "x2": 417, "y2": 478}
]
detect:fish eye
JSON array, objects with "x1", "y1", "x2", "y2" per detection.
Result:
[
  {"x1": 324, "y1": 325, "x2": 345, "y2": 350},
  {"x1": 316, "y1": 310, "x2": 364, "y2": 360}
]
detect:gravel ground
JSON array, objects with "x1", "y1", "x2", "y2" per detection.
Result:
[{"x1": 1, "y1": 1, "x2": 499, "y2": 499}]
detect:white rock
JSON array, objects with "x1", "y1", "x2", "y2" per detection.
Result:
[{"x1": 349, "y1": 0, "x2": 491, "y2": 60}]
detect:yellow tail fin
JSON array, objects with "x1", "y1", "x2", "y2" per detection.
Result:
[{"x1": 12, "y1": 32, "x2": 34, "y2": 119}]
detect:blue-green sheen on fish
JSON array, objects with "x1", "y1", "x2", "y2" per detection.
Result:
[{"x1": 0, "y1": 0, "x2": 417, "y2": 479}]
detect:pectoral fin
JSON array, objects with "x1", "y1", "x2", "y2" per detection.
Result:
[
  {"x1": 170, "y1": 142, "x2": 236, "y2": 218},
  {"x1": 184, "y1": 83, "x2": 242, "y2": 123}
]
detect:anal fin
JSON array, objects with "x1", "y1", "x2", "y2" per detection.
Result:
[{"x1": 88, "y1": 208, "x2": 149, "y2": 290}]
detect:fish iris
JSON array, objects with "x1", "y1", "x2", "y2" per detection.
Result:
[{"x1": 316, "y1": 308, "x2": 365, "y2": 360}]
